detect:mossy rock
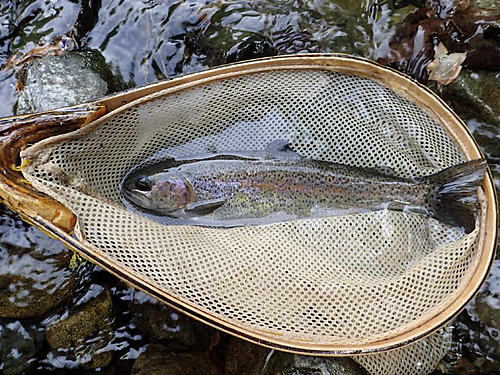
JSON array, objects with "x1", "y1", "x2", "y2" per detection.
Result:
[
  {"x1": 129, "y1": 291, "x2": 213, "y2": 351},
  {"x1": 45, "y1": 287, "x2": 115, "y2": 369}
]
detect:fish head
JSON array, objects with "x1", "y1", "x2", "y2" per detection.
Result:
[{"x1": 123, "y1": 172, "x2": 196, "y2": 214}]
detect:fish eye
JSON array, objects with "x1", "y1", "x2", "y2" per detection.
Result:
[{"x1": 135, "y1": 177, "x2": 151, "y2": 191}]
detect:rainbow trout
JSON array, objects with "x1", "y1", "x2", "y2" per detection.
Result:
[{"x1": 121, "y1": 142, "x2": 485, "y2": 232}]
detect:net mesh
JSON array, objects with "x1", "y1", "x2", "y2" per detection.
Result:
[
  {"x1": 21, "y1": 69, "x2": 484, "y2": 373},
  {"x1": 353, "y1": 325, "x2": 453, "y2": 374}
]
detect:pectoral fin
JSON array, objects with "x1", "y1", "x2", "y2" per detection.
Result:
[{"x1": 184, "y1": 198, "x2": 227, "y2": 217}]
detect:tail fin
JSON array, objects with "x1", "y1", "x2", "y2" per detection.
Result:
[{"x1": 422, "y1": 158, "x2": 486, "y2": 233}]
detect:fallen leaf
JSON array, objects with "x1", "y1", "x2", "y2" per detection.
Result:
[{"x1": 427, "y1": 42, "x2": 467, "y2": 85}]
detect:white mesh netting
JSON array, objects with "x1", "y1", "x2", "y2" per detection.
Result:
[
  {"x1": 353, "y1": 325, "x2": 454, "y2": 374},
  {"x1": 21, "y1": 69, "x2": 484, "y2": 372}
]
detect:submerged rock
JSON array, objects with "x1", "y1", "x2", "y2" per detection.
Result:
[
  {"x1": 225, "y1": 337, "x2": 367, "y2": 375},
  {"x1": 0, "y1": 206, "x2": 79, "y2": 318},
  {"x1": 45, "y1": 287, "x2": 115, "y2": 369},
  {"x1": 448, "y1": 259, "x2": 500, "y2": 374},
  {"x1": 131, "y1": 343, "x2": 220, "y2": 375},
  {"x1": 17, "y1": 52, "x2": 108, "y2": 114},
  {"x1": 0, "y1": 319, "x2": 44, "y2": 375},
  {"x1": 128, "y1": 290, "x2": 213, "y2": 351},
  {"x1": 475, "y1": 294, "x2": 500, "y2": 333},
  {"x1": 225, "y1": 337, "x2": 271, "y2": 375},
  {"x1": 440, "y1": 70, "x2": 500, "y2": 127}
]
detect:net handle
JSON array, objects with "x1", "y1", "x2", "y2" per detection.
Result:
[{"x1": 0, "y1": 104, "x2": 105, "y2": 232}]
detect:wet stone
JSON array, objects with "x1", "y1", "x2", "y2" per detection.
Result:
[
  {"x1": 475, "y1": 294, "x2": 500, "y2": 334},
  {"x1": 440, "y1": 70, "x2": 500, "y2": 127},
  {"x1": 224, "y1": 337, "x2": 271, "y2": 375},
  {"x1": 128, "y1": 290, "x2": 213, "y2": 351},
  {"x1": 0, "y1": 207, "x2": 79, "y2": 318},
  {"x1": 45, "y1": 286, "x2": 115, "y2": 369},
  {"x1": 0, "y1": 319, "x2": 44, "y2": 375},
  {"x1": 225, "y1": 337, "x2": 367, "y2": 375},
  {"x1": 17, "y1": 52, "x2": 108, "y2": 114},
  {"x1": 131, "y1": 343, "x2": 220, "y2": 375}
]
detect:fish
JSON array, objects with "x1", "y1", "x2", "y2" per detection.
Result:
[{"x1": 121, "y1": 142, "x2": 486, "y2": 232}]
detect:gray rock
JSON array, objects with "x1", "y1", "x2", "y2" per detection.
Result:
[
  {"x1": 0, "y1": 320, "x2": 44, "y2": 375},
  {"x1": 129, "y1": 290, "x2": 213, "y2": 351},
  {"x1": 17, "y1": 52, "x2": 108, "y2": 114},
  {"x1": 0, "y1": 209, "x2": 79, "y2": 318},
  {"x1": 225, "y1": 337, "x2": 366, "y2": 375},
  {"x1": 45, "y1": 287, "x2": 115, "y2": 369},
  {"x1": 131, "y1": 343, "x2": 220, "y2": 375}
]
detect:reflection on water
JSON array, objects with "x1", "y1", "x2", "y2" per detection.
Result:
[
  {"x1": 0, "y1": 215, "x2": 149, "y2": 373},
  {"x1": 0, "y1": 0, "x2": 413, "y2": 113},
  {"x1": 0, "y1": 0, "x2": 499, "y2": 374}
]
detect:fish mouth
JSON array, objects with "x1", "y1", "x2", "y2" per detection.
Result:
[
  {"x1": 122, "y1": 175, "x2": 196, "y2": 214},
  {"x1": 122, "y1": 188, "x2": 155, "y2": 210},
  {"x1": 122, "y1": 172, "x2": 155, "y2": 210}
]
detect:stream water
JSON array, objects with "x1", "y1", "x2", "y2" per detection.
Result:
[{"x1": 0, "y1": 0, "x2": 499, "y2": 374}]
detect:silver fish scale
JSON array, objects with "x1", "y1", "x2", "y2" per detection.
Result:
[{"x1": 178, "y1": 158, "x2": 429, "y2": 222}]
